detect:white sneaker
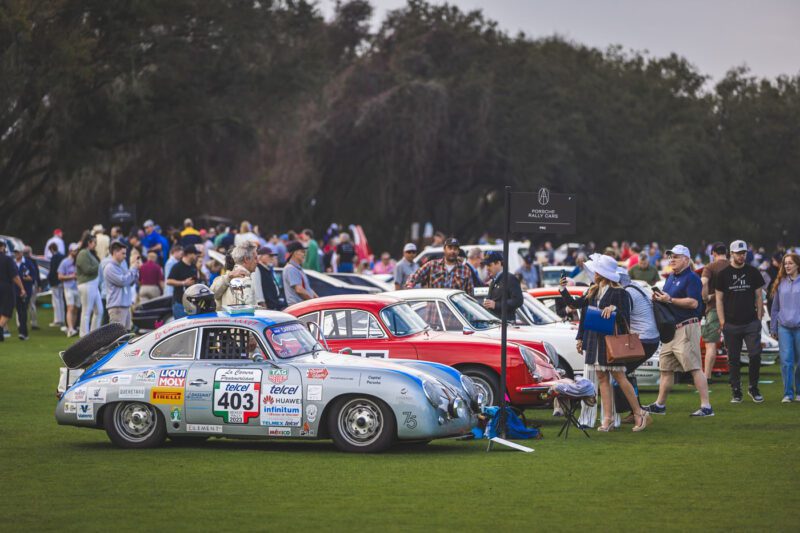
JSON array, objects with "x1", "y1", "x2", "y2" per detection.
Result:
[
  {"x1": 782, "y1": 396, "x2": 793, "y2": 403},
  {"x1": 49, "y1": 322, "x2": 63, "y2": 327},
  {"x1": 66, "y1": 329, "x2": 78, "y2": 338},
  {"x1": 60, "y1": 326, "x2": 68, "y2": 332}
]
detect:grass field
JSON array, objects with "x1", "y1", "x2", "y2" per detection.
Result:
[{"x1": 1, "y1": 307, "x2": 798, "y2": 532}]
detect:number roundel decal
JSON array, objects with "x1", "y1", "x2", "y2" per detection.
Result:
[{"x1": 212, "y1": 368, "x2": 262, "y2": 424}]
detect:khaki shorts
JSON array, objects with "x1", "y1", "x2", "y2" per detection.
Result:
[
  {"x1": 64, "y1": 287, "x2": 81, "y2": 307},
  {"x1": 659, "y1": 322, "x2": 702, "y2": 372},
  {"x1": 108, "y1": 307, "x2": 131, "y2": 330},
  {"x1": 701, "y1": 308, "x2": 721, "y2": 343}
]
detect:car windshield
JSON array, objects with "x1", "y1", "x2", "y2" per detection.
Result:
[
  {"x1": 380, "y1": 303, "x2": 428, "y2": 337},
  {"x1": 520, "y1": 294, "x2": 559, "y2": 325},
  {"x1": 264, "y1": 322, "x2": 321, "y2": 359},
  {"x1": 449, "y1": 293, "x2": 501, "y2": 330}
]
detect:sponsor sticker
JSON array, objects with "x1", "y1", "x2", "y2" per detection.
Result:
[
  {"x1": 187, "y1": 424, "x2": 223, "y2": 433},
  {"x1": 123, "y1": 348, "x2": 142, "y2": 357},
  {"x1": 352, "y1": 350, "x2": 390, "y2": 359},
  {"x1": 186, "y1": 391, "x2": 212, "y2": 402},
  {"x1": 268, "y1": 369, "x2": 289, "y2": 384},
  {"x1": 307, "y1": 385, "x2": 322, "y2": 401},
  {"x1": 268, "y1": 427, "x2": 292, "y2": 437},
  {"x1": 118, "y1": 386, "x2": 146, "y2": 399},
  {"x1": 63, "y1": 402, "x2": 77, "y2": 414},
  {"x1": 110, "y1": 374, "x2": 132, "y2": 385},
  {"x1": 213, "y1": 368, "x2": 262, "y2": 424},
  {"x1": 69, "y1": 387, "x2": 87, "y2": 403},
  {"x1": 151, "y1": 387, "x2": 184, "y2": 404},
  {"x1": 261, "y1": 383, "x2": 303, "y2": 427},
  {"x1": 216, "y1": 368, "x2": 261, "y2": 382},
  {"x1": 87, "y1": 386, "x2": 107, "y2": 403},
  {"x1": 77, "y1": 403, "x2": 94, "y2": 420},
  {"x1": 365, "y1": 375, "x2": 382, "y2": 386},
  {"x1": 136, "y1": 369, "x2": 157, "y2": 383},
  {"x1": 305, "y1": 404, "x2": 318, "y2": 423},
  {"x1": 300, "y1": 421, "x2": 315, "y2": 437},
  {"x1": 306, "y1": 368, "x2": 329, "y2": 380},
  {"x1": 158, "y1": 368, "x2": 187, "y2": 387},
  {"x1": 170, "y1": 407, "x2": 182, "y2": 422}
]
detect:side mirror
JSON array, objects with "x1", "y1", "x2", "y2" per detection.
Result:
[
  {"x1": 339, "y1": 347, "x2": 353, "y2": 355},
  {"x1": 462, "y1": 327, "x2": 474, "y2": 336}
]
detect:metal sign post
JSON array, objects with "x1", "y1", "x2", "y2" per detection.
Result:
[{"x1": 488, "y1": 186, "x2": 576, "y2": 452}]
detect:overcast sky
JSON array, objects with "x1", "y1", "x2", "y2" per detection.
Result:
[{"x1": 319, "y1": 0, "x2": 800, "y2": 81}]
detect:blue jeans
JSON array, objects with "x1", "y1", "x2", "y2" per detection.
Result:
[
  {"x1": 172, "y1": 302, "x2": 187, "y2": 320},
  {"x1": 778, "y1": 326, "x2": 800, "y2": 398}
]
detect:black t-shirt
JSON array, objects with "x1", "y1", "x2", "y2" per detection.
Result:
[
  {"x1": 168, "y1": 260, "x2": 198, "y2": 304},
  {"x1": 0, "y1": 254, "x2": 19, "y2": 285},
  {"x1": 716, "y1": 264, "x2": 765, "y2": 325},
  {"x1": 336, "y1": 242, "x2": 356, "y2": 264}
]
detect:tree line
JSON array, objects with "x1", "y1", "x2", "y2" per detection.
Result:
[{"x1": 2, "y1": 0, "x2": 798, "y2": 253}]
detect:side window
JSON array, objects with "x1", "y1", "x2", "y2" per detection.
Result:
[
  {"x1": 322, "y1": 310, "x2": 385, "y2": 339},
  {"x1": 150, "y1": 329, "x2": 197, "y2": 359},
  {"x1": 201, "y1": 328, "x2": 264, "y2": 360},
  {"x1": 298, "y1": 312, "x2": 320, "y2": 328},
  {"x1": 437, "y1": 302, "x2": 463, "y2": 331},
  {"x1": 408, "y1": 301, "x2": 443, "y2": 331}
]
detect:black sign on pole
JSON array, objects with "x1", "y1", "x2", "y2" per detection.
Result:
[
  {"x1": 510, "y1": 189, "x2": 576, "y2": 234},
  {"x1": 491, "y1": 186, "x2": 576, "y2": 451}
]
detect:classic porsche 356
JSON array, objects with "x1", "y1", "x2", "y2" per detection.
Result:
[{"x1": 56, "y1": 309, "x2": 481, "y2": 453}]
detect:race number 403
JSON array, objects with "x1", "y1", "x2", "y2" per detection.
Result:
[{"x1": 212, "y1": 368, "x2": 262, "y2": 424}]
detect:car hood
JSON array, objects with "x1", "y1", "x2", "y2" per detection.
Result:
[{"x1": 478, "y1": 323, "x2": 578, "y2": 343}]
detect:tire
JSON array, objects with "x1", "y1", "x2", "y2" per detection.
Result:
[
  {"x1": 327, "y1": 396, "x2": 396, "y2": 453},
  {"x1": 461, "y1": 366, "x2": 500, "y2": 407},
  {"x1": 557, "y1": 360, "x2": 575, "y2": 380},
  {"x1": 62, "y1": 323, "x2": 128, "y2": 368},
  {"x1": 103, "y1": 402, "x2": 167, "y2": 449}
]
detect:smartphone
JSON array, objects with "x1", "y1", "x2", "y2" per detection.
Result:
[
  {"x1": 653, "y1": 287, "x2": 663, "y2": 294},
  {"x1": 560, "y1": 269, "x2": 567, "y2": 279}
]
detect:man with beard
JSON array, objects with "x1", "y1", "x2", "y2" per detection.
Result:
[{"x1": 405, "y1": 237, "x2": 474, "y2": 294}]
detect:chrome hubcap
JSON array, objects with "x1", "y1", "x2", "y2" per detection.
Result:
[
  {"x1": 339, "y1": 399, "x2": 383, "y2": 446},
  {"x1": 115, "y1": 403, "x2": 157, "y2": 442},
  {"x1": 470, "y1": 377, "x2": 495, "y2": 406}
]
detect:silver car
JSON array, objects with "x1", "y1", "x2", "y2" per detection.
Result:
[{"x1": 56, "y1": 310, "x2": 481, "y2": 453}]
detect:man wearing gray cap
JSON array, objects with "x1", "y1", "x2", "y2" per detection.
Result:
[
  {"x1": 716, "y1": 240, "x2": 766, "y2": 403},
  {"x1": 645, "y1": 244, "x2": 714, "y2": 417},
  {"x1": 394, "y1": 243, "x2": 419, "y2": 290}
]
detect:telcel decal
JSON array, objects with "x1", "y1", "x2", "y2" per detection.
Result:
[
  {"x1": 213, "y1": 368, "x2": 262, "y2": 424},
  {"x1": 260, "y1": 384, "x2": 302, "y2": 427}
]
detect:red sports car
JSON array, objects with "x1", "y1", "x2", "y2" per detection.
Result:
[{"x1": 285, "y1": 295, "x2": 560, "y2": 407}]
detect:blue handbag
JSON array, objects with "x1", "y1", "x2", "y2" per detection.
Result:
[{"x1": 584, "y1": 305, "x2": 616, "y2": 335}]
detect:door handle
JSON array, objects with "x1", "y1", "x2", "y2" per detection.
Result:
[{"x1": 189, "y1": 379, "x2": 207, "y2": 386}]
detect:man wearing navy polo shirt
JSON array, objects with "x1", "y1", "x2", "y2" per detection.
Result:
[{"x1": 644, "y1": 244, "x2": 714, "y2": 417}]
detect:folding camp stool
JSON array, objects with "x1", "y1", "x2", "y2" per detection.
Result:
[{"x1": 552, "y1": 391, "x2": 596, "y2": 439}]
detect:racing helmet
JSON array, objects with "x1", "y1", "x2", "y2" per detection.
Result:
[{"x1": 182, "y1": 284, "x2": 216, "y2": 315}]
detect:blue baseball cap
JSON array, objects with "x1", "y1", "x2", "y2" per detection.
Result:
[{"x1": 482, "y1": 251, "x2": 504, "y2": 265}]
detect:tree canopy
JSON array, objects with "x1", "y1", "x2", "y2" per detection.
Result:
[{"x1": 2, "y1": 0, "x2": 798, "y2": 250}]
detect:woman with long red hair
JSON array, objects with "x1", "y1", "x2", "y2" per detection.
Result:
[{"x1": 770, "y1": 253, "x2": 800, "y2": 402}]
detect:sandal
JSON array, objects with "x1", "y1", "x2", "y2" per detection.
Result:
[
  {"x1": 632, "y1": 411, "x2": 652, "y2": 432},
  {"x1": 597, "y1": 418, "x2": 614, "y2": 432}
]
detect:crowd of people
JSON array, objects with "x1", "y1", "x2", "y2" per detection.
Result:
[{"x1": 2, "y1": 222, "x2": 799, "y2": 418}]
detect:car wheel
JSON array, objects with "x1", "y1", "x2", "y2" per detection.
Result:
[
  {"x1": 61, "y1": 323, "x2": 129, "y2": 369},
  {"x1": 462, "y1": 367, "x2": 500, "y2": 406},
  {"x1": 557, "y1": 360, "x2": 574, "y2": 380},
  {"x1": 104, "y1": 402, "x2": 166, "y2": 449},
  {"x1": 328, "y1": 396, "x2": 396, "y2": 453}
]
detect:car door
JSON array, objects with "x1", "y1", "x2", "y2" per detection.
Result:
[
  {"x1": 185, "y1": 326, "x2": 301, "y2": 436},
  {"x1": 319, "y1": 308, "x2": 418, "y2": 360}
]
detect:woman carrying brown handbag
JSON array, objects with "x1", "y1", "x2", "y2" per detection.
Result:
[{"x1": 560, "y1": 255, "x2": 652, "y2": 432}]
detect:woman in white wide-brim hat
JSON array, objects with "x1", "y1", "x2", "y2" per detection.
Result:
[{"x1": 560, "y1": 255, "x2": 652, "y2": 432}]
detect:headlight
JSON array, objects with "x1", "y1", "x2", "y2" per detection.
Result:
[
  {"x1": 518, "y1": 346, "x2": 542, "y2": 382},
  {"x1": 448, "y1": 398, "x2": 466, "y2": 418},
  {"x1": 543, "y1": 342, "x2": 560, "y2": 368},
  {"x1": 422, "y1": 379, "x2": 446, "y2": 410}
]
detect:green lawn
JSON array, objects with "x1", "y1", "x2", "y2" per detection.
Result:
[{"x1": 1, "y1": 307, "x2": 798, "y2": 532}]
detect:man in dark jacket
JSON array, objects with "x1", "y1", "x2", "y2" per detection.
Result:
[
  {"x1": 47, "y1": 243, "x2": 66, "y2": 328},
  {"x1": 255, "y1": 246, "x2": 285, "y2": 310},
  {"x1": 482, "y1": 252, "x2": 523, "y2": 320},
  {"x1": 0, "y1": 240, "x2": 26, "y2": 342}
]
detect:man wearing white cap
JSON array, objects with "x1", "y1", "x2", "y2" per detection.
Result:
[
  {"x1": 715, "y1": 240, "x2": 766, "y2": 403},
  {"x1": 394, "y1": 243, "x2": 419, "y2": 290},
  {"x1": 645, "y1": 244, "x2": 714, "y2": 417}
]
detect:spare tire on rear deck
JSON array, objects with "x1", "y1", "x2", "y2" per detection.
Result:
[{"x1": 62, "y1": 323, "x2": 129, "y2": 369}]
